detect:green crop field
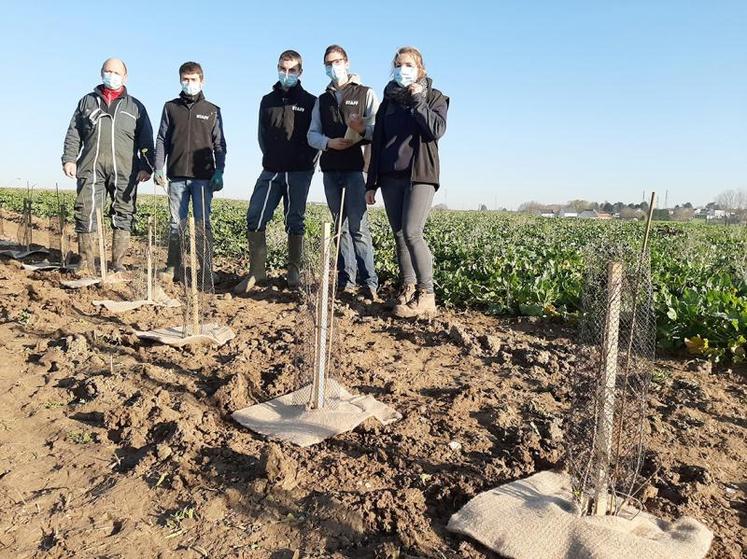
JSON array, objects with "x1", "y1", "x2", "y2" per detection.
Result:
[{"x1": 1, "y1": 187, "x2": 745, "y2": 362}]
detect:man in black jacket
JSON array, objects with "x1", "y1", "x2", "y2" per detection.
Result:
[
  {"x1": 234, "y1": 50, "x2": 318, "y2": 292},
  {"x1": 154, "y1": 61, "x2": 227, "y2": 285},
  {"x1": 62, "y1": 57, "x2": 154, "y2": 274}
]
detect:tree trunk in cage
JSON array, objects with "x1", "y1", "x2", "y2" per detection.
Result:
[
  {"x1": 95, "y1": 207, "x2": 107, "y2": 281},
  {"x1": 146, "y1": 217, "x2": 153, "y2": 302},
  {"x1": 311, "y1": 223, "x2": 332, "y2": 410},
  {"x1": 594, "y1": 260, "x2": 623, "y2": 515},
  {"x1": 188, "y1": 216, "x2": 200, "y2": 335}
]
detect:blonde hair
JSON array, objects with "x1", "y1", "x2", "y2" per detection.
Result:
[{"x1": 392, "y1": 46, "x2": 426, "y2": 79}]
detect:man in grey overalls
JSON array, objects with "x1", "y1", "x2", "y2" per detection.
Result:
[{"x1": 62, "y1": 58, "x2": 154, "y2": 274}]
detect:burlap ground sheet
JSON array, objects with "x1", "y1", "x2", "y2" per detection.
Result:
[
  {"x1": 447, "y1": 470, "x2": 712, "y2": 559},
  {"x1": 232, "y1": 379, "x2": 402, "y2": 447},
  {"x1": 134, "y1": 323, "x2": 235, "y2": 347}
]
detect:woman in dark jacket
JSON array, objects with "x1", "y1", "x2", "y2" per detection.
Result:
[{"x1": 365, "y1": 46, "x2": 449, "y2": 318}]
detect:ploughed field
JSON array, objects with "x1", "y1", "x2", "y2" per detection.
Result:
[{"x1": 0, "y1": 189, "x2": 744, "y2": 558}]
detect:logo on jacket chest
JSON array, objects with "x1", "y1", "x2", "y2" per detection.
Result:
[
  {"x1": 291, "y1": 105, "x2": 305, "y2": 112},
  {"x1": 195, "y1": 114, "x2": 210, "y2": 120},
  {"x1": 344, "y1": 100, "x2": 359, "y2": 106}
]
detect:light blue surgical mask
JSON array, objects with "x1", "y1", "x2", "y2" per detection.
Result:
[
  {"x1": 325, "y1": 63, "x2": 348, "y2": 84},
  {"x1": 181, "y1": 81, "x2": 202, "y2": 96},
  {"x1": 102, "y1": 72, "x2": 123, "y2": 90},
  {"x1": 278, "y1": 72, "x2": 299, "y2": 89},
  {"x1": 393, "y1": 66, "x2": 418, "y2": 87}
]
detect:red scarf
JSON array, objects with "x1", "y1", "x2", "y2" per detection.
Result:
[{"x1": 100, "y1": 85, "x2": 125, "y2": 105}]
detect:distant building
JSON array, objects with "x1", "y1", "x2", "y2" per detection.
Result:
[
  {"x1": 540, "y1": 212, "x2": 556, "y2": 218},
  {"x1": 558, "y1": 210, "x2": 578, "y2": 218},
  {"x1": 578, "y1": 210, "x2": 612, "y2": 220}
]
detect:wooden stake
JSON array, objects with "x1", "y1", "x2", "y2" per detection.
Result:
[
  {"x1": 188, "y1": 216, "x2": 200, "y2": 335},
  {"x1": 594, "y1": 260, "x2": 623, "y2": 515},
  {"x1": 23, "y1": 199, "x2": 32, "y2": 250},
  {"x1": 95, "y1": 207, "x2": 107, "y2": 281},
  {"x1": 59, "y1": 215, "x2": 67, "y2": 267},
  {"x1": 311, "y1": 223, "x2": 332, "y2": 409},
  {"x1": 146, "y1": 216, "x2": 153, "y2": 301}
]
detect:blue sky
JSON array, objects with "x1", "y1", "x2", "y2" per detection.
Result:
[{"x1": 0, "y1": 0, "x2": 744, "y2": 210}]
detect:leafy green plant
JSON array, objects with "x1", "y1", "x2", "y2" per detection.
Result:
[{"x1": 2, "y1": 187, "x2": 745, "y2": 362}]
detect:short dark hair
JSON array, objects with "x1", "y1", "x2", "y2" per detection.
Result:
[
  {"x1": 278, "y1": 50, "x2": 303, "y2": 71},
  {"x1": 179, "y1": 61, "x2": 204, "y2": 80},
  {"x1": 323, "y1": 44, "x2": 348, "y2": 63}
]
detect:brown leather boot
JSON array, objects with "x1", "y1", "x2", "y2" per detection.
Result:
[
  {"x1": 393, "y1": 288, "x2": 437, "y2": 319},
  {"x1": 387, "y1": 283, "x2": 416, "y2": 310}
]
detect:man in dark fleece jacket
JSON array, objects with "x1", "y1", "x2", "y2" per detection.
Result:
[
  {"x1": 234, "y1": 50, "x2": 318, "y2": 293},
  {"x1": 62, "y1": 57, "x2": 154, "y2": 275},
  {"x1": 154, "y1": 61, "x2": 227, "y2": 285}
]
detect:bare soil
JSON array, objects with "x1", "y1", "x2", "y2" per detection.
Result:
[{"x1": 0, "y1": 221, "x2": 744, "y2": 558}]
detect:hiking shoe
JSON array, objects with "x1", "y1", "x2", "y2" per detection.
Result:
[
  {"x1": 386, "y1": 283, "x2": 416, "y2": 310},
  {"x1": 393, "y1": 288, "x2": 437, "y2": 319}
]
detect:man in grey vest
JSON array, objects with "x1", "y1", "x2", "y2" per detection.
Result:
[
  {"x1": 307, "y1": 45, "x2": 379, "y2": 300},
  {"x1": 62, "y1": 58, "x2": 154, "y2": 274}
]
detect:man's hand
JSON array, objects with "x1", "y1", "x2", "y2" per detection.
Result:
[
  {"x1": 347, "y1": 113, "x2": 366, "y2": 134},
  {"x1": 153, "y1": 170, "x2": 167, "y2": 188},
  {"x1": 136, "y1": 170, "x2": 151, "y2": 183},
  {"x1": 328, "y1": 138, "x2": 355, "y2": 151},
  {"x1": 63, "y1": 162, "x2": 77, "y2": 179},
  {"x1": 365, "y1": 190, "x2": 376, "y2": 205},
  {"x1": 210, "y1": 169, "x2": 224, "y2": 192}
]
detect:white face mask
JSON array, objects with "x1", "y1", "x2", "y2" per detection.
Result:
[
  {"x1": 102, "y1": 71, "x2": 124, "y2": 90},
  {"x1": 181, "y1": 81, "x2": 202, "y2": 95},
  {"x1": 325, "y1": 63, "x2": 348, "y2": 84},
  {"x1": 393, "y1": 66, "x2": 418, "y2": 87}
]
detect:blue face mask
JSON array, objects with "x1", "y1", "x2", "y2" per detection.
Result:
[
  {"x1": 278, "y1": 72, "x2": 299, "y2": 89},
  {"x1": 393, "y1": 66, "x2": 418, "y2": 87},
  {"x1": 325, "y1": 63, "x2": 348, "y2": 84},
  {"x1": 102, "y1": 72, "x2": 123, "y2": 90},
  {"x1": 181, "y1": 81, "x2": 202, "y2": 96}
]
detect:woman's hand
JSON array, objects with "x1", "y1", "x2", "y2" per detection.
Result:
[
  {"x1": 408, "y1": 83, "x2": 424, "y2": 96},
  {"x1": 365, "y1": 190, "x2": 376, "y2": 205}
]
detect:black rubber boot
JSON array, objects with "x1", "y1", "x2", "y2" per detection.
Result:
[
  {"x1": 158, "y1": 234, "x2": 180, "y2": 282},
  {"x1": 111, "y1": 229, "x2": 130, "y2": 273},
  {"x1": 287, "y1": 234, "x2": 304, "y2": 288},
  {"x1": 233, "y1": 230, "x2": 267, "y2": 294},
  {"x1": 76, "y1": 232, "x2": 96, "y2": 277}
]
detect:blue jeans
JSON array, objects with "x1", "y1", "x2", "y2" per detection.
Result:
[
  {"x1": 323, "y1": 171, "x2": 378, "y2": 291},
  {"x1": 168, "y1": 179, "x2": 213, "y2": 234},
  {"x1": 246, "y1": 170, "x2": 314, "y2": 234}
]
